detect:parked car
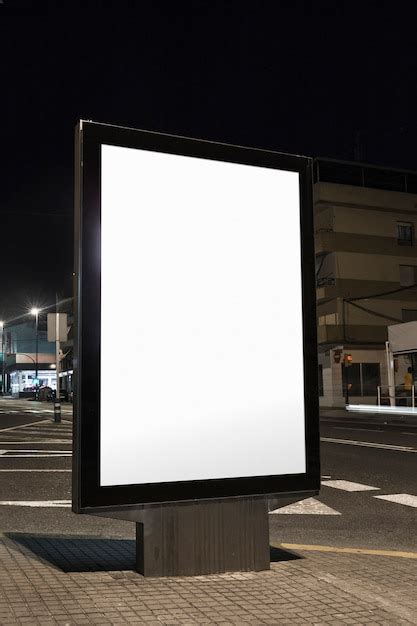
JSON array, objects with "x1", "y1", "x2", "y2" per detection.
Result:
[
  {"x1": 46, "y1": 389, "x2": 69, "y2": 402},
  {"x1": 36, "y1": 386, "x2": 52, "y2": 401}
]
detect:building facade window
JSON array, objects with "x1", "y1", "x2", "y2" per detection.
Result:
[
  {"x1": 399, "y1": 264, "x2": 417, "y2": 287},
  {"x1": 342, "y1": 362, "x2": 380, "y2": 397},
  {"x1": 397, "y1": 221, "x2": 414, "y2": 246}
]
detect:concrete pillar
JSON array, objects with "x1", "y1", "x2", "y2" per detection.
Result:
[{"x1": 320, "y1": 349, "x2": 345, "y2": 407}]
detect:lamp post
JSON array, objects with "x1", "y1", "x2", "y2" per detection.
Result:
[
  {"x1": 0, "y1": 321, "x2": 4, "y2": 395},
  {"x1": 30, "y1": 308, "x2": 40, "y2": 389},
  {"x1": 344, "y1": 353, "x2": 353, "y2": 406},
  {"x1": 18, "y1": 354, "x2": 36, "y2": 364}
]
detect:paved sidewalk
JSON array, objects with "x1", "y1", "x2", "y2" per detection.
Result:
[{"x1": 0, "y1": 534, "x2": 415, "y2": 624}]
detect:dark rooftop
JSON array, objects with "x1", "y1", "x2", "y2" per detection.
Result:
[{"x1": 314, "y1": 158, "x2": 417, "y2": 194}]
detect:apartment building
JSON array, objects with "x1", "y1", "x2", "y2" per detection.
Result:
[{"x1": 314, "y1": 159, "x2": 417, "y2": 406}]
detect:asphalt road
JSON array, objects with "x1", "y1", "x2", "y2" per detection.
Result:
[
  {"x1": 0, "y1": 398, "x2": 415, "y2": 553},
  {"x1": 270, "y1": 420, "x2": 417, "y2": 552}
]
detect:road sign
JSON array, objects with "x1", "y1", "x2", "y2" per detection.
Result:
[
  {"x1": 47, "y1": 313, "x2": 68, "y2": 342},
  {"x1": 73, "y1": 121, "x2": 319, "y2": 514}
]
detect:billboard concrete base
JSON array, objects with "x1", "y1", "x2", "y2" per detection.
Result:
[
  {"x1": 93, "y1": 497, "x2": 270, "y2": 577},
  {"x1": 134, "y1": 497, "x2": 270, "y2": 577}
]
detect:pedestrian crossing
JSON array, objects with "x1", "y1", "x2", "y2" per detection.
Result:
[
  {"x1": 0, "y1": 418, "x2": 72, "y2": 441},
  {"x1": 321, "y1": 479, "x2": 379, "y2": 492},
  {"x1": 0, "y1": 419, "x2": 72, "y2": 458},
  {"x1": 0, "y1": 408, "x2": 72, "y2": 415},
  {"x1": 269, "y1": 478, "x2": 417, "y2": 514},
  {"x1": 270, "y1": 497, "x2": 341, "y2": 515},
  {"x1": 0, "y1": 420, "x2": 415, "y2": 513},
  {"x1": 374, "y1": 493, "x2": 417, "y2": 508}
]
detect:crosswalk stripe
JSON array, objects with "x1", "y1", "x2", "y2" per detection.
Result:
[
  {"x1": 0, "y1": 441, "x2": 71, "y2": 444},
  {"x1": 0, "y1": 469, "x2": 71, "y2": 472},
  {"x1": 0, "y1": 415, "x2": 72, "y2": 456},
  {"x1": 23, "y1": 428, "x2": 72, "y2": 435},
  {"x1": 0, "y1": 500, "x2": 71, "y2": 507},
  {"x1": 0, "y1": 449, "x2": 71, "y2": 453},
  {"x1": 374, "y1": 494, "x2": 417, "y2": 508},
  {"x1": 0, "y1": 454, "x2": 71, "y2": 458},
  {"x1": 322, "y1": 480, "x2": 379, "y2": 492},
  {"x1": 0, "y1": 419, "x2": 50, "y2": 433},
  {"x1": 321, "y1": 437, "x2": 417, "y2": 453},
  {"x1": 269, "y1": 497, "x2": 340, "y2": 515},
  {"x1": 14, "y1": 427, "x2": 72, "y2": 434}
]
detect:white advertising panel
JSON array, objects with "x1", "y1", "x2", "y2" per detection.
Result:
[
  {"x1": 388, "y1": 321, "x2": 417, "y2": 354},
  {"x1": 100, "y1": 144, "x2": 306, "y2": 487}
]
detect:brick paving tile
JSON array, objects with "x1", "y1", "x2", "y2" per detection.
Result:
[{"x1": 0, "y1": 538, "x2": 416, "y2": 625}]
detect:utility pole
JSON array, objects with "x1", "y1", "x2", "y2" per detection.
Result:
[
  {"x1": 30, "y1": 308, "x2": 40, "y2": 395},
  {"x1": 385, "y1": 341, "x2": 395, "y2": 407},
  {"x1": 35, "y1": 312, "x2": 39, "y2": 382},
  {"x1": 344, "y1": 353, "x2": 353, "y2": 406},
  {"x1": 54, "y1": 296, "x2": 61, "y2": 423},
  {"x1": 47, "y1": 307, "x2": 67, "y2": 423},
  {"x1": 0, "y1": 322, "x2": 4, "y2": 395}
]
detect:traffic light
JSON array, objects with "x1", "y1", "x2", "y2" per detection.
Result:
[{"x1": 344, "y1": 353, "x2": 353, "y2": 366}]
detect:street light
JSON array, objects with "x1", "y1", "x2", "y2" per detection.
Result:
[{"x1": 30, "y1": 308, "x2": 40, "y2": 388}]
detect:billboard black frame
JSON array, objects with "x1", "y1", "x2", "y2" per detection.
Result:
[{"x1": 73, "y1": 120, "x2": 320, "y2": 513}]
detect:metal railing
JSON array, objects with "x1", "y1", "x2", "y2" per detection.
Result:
[{"x1": 377, "y1": 384, "x2": 415, "y2": 408}]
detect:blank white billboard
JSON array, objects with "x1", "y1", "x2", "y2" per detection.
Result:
[{"x1": 100, "y1": 144, "x2": 306, "y2": 486}]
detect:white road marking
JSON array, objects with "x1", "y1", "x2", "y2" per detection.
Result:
[
  {"x1": 14, "y1": 430, "x2": 72, "y2": 438},
  {"x1": 12, "y1": 427, "x2": 65, "y2": 433},
  {"x1": 0, "y1": 500, "x2": 71, "y2": 507},
  {"x1": 22, "y1": 423, "x2": 72, "y2": 428},
  {"x1": 333, "y1": 427, "x2": 382, "y2": 433},
  {"x1": 321, "y1": 475, "x2": 332, "y2": 479},
  {"x1": 0, "y1": 453, "x2": 71, "y2": 458},
  {"x1": 23, "y1": 424, "x2": 72, "y2": 429},
  {"x1": 374, "y1": 494, "x2": 417, "y2": 508},
  {"x1": 321, "y1": 437, "x2": 417, "y2": 453},
  {"x1": 322, "y1": 479, "x2": 379, "y2": 492},
  {"x1": 0, "y1": 469, "x2": 71, "y2": 472},
  {"x1": 0, "y1": 441, "x2": 71, "y2": 444},
  {"x1": 0, "y1": 419, "x2": 50, "y2": 433},
  {"x1": 401, "y1": 432, "x2": 417, "y2": 435},
  {"x1": 270, "y1": 498, "x2": 340, "y2": 515},
  {"x1": 27, "y1": 409, "x2": 52, "y2": 413},
  {"x1": 0, "y1": 449, "x2": 71, "y2": 453}
]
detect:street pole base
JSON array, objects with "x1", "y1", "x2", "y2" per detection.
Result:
[
  {"x1": 135, "y1": 497, "x2": 269, "y2": 577},
  {"x1": 54, "y1": 402, "x2": 61, "y2": 423}
]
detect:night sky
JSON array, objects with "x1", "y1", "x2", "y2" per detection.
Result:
[{"x1": 2, "y1": 1, "x2": 417, "y2": 319}]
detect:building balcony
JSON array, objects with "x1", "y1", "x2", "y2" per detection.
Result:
[
  {"x1": 317, "y1": 324, "x2": 388, "y2": 347},
  {"x1": 315, "y1": 230, "x2": 417, "y2": 258}
]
